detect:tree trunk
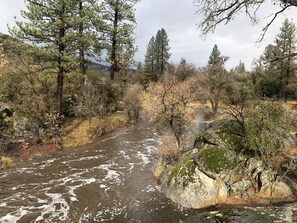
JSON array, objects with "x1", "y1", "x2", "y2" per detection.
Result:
[
  {"x1": 56, "y1": 27, "x2": 66, "y2": 150},
  {"x1": 169, "y1": 118, "x2": 181, "y2": 149},
  {"x1": 79, "y1": 1, "x2": 85, "y2": 75},
  {"x1": 110, "y1": 65, "x2": 115, "y2": 80},
  {"x1": 278, "y1": 76, "x2": 283, "y2": 100},
  {"x1": 57, "y1": 64, "x2": 64, "y2": 121},
  {"x1": 213, "y1": 100, "x2": 218, "y2": 113},
  {"x1": 284, "y1": 45, "x2": 292, "y2": 102},
  {"x1": 210, "y1": 99, "x2": 218, "y2": 113},
  {"x1": 110, "y1": 2, "x2": 119, "y2": 80}
]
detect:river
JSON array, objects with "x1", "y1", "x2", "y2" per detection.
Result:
[
  {"x1": 0, "y1": 122, "x2": 210, "y2": 223},
  {"x1": 0, "y1": 118, "x2": 295, "y2": 222}
]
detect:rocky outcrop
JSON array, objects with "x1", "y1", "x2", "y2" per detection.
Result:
[
  {"x1": 194, "y1": 119, "x2": 243, "y2": 151},
  {"x1": 260, "y1": 181, "x2": 293, "y2": 199},
  {"x1": 160, "y1": 150, "x2": 228, "y2": 209},
  {"x1": 159, "y1": 119, "x2": 296, "y2": 209}
]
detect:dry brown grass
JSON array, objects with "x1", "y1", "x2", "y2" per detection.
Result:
[
  {"x1": 0, "y1": 156, "x2": 14, "y2": 169},
  {"x1": 62, "y1": 114, "x2": 128, "y2": 149},
  {"x1": 284, "y1": 100, "x2": 297, "y2": 110},
  {"x1": 152, "y1": 160, "x2": 167, "y2": 178},
  {"x1": 152, "y1": 136, "x2": 181, "y2": 179},
  {"x1": 282, "y1": 145, "x2": 297, "y2": 156}
]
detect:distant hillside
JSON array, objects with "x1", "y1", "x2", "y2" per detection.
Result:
[
  {"x1": 87, "y1": 60, "x2": 136, "y2": 73},
  {"x1": 0, "y1": 33, "x2": 136, "y2": 73},
  {"x1": 87, "y1": 61, "x2": 111, "y2": 72}
]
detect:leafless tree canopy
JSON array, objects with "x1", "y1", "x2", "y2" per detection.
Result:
[{"x1": 195, "y1": 0, "x2": 297, "y2": 41}]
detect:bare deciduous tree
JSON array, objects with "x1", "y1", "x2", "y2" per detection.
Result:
[
  {"x1": 141, "y1": 75, "x2": 194, "y2": 148},
  {"x1": 194, "y1": 0, "x2": 297, "y2": 42}
]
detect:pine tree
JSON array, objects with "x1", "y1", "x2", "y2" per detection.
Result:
[
  {"x1": 144, "y1": 36, "x2": 156, "y2": 77},
  {"x1": 205, "y1": 44, "x2": 229, "y2": 113},
  {"x1": 10, "y1": 0, "x2": 79, "y2": 147},
  {"x1": 258, "y1": 19, "x2": 297, "y2": 100},
  {"x1": 234, "y1": 60, "x2": 246, "y2": 73},
  {"x1": 275, "y1": 19, "x2": 297, "y2": 101},
  {"x1": 208, "y1": 44, "x2": 221, "y2": 66},
  {"x1": 154, "y1": 28, "x2": 171, "y2": 76},
  {"x1": 143, "y1": 28, "x2": 171, "y2": 82},
  {"x1": 99, "y1": 0, "x2": 138, "y2": 80},
  {"x1": 77, "y1": 0, "x2": 101, "y2": 75},
  {"x1": 79, "y1": 1, "x2": 85, "y2": 74}
]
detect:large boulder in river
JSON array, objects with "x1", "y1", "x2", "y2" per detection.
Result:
[
  {"x1": 160, "y1": 150, "x2": 228, "y2": 209},
  {"x1": 192, "y1": 119, "x2": 245, "y2": 180}
]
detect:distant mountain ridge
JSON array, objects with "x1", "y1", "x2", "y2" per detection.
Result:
[
  {"x1": 87, "y1": 60, "x2": 136, "y2": 73},
  {"x1": 0, "y1": 33, "x2": 136, "y2": 73}
]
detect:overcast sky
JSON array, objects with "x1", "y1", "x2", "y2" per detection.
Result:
[{"x1": 1, "y1": 0, "x2": 297, "y2": 70}]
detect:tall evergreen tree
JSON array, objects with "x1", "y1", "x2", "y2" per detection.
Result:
[
  {"x1": 10, "y1": 0, "x2": 79, "y2": 147},
  {"x1": 208, "y1": 44, "x2": 221, "y2": 66},
  {"x1": 143, "y1": 28, "x2": 171, "y2": 82},
  {"x1": 275, "y1": 19, "x2": 297, "y2": 100},
  {"x1": 144, "y1": 36, "x2": 156, "y2": 78},
  {"x1": 154, "y1": 28, "x2": 171, "y2": 76},
  {"x1": 256, "y1": 44, "x2": 281, "y2": 97},
  {"x1": 79, "y1": 1, "x2": 85, "y2": 74},
  {"x1": 99, "y1": 0, "x2": 138, "y2": 80},
  {"x1": 204, "y1": 44, "x2": 229, "y2": 113},
  {"x1": 257, "y1": 19, "x2": 297, "y2": 100},
  {"x1": 77, "y1": 0, "x2": 103, "y2": 75}
]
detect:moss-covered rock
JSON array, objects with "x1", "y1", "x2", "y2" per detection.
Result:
[
  {"x1": 159, "y1": 150, "x2": 228, "y2": 209},
  {"x1": 169, "y1": 152, "x2": 197, "y2": 187},
  {"x1": 160, "y1": 118, "x2": 296, "y2": 209},
  {"x1": 194, "y1": 119, "x2": 243, "y2": 151},
  {"x1": 196, "y1": 147, "x2": 238, "y2": 174}
]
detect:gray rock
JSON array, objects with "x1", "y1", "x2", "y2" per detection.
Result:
[
  {"x1": 231, "y1": 179, "x2": 252, "y2": 197},
  {"x1": 246, "y1": 158, "x2": 265, "y2": 178},
  {"x1": 160, "y1": 151, "x2": 228, "y2": 209},
  {"x1": 194, "y1": 119, "x2": 243, "y2": 151},
  {"x1": 260, "y1": 169, "x2": 277, "y2": 186},
  {"x1": 161, "y1": 117, "x2": 297, "y2": 209},
  {"x1": 259, "y1": 180, "x2": 293, "y2": 199}
]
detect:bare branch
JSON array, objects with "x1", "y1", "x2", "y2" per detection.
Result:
[
  {"x1": 257, "y1": 5, "x2": 292, "y2": 42},
  {"x1": 195, "y1": 0, "x2": 296, "y2": 41},
  {"x1": 270, "y1": 52, "x2": 297, "y2": 62}
]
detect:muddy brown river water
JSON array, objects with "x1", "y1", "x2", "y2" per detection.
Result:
[{"x1": 0, "y1": 122, "x2": 209, "y2": 222}]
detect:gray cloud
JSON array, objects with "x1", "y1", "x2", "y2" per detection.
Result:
[
  {"x1": 0, "y1": 0, "x2": 26, "y2": 33},
  {"x1": 1, "y1": 0, "x2": 296, "y2": 70},
  {"x1": 134, "y1": 0, "x2": 297, "y2": 70}
]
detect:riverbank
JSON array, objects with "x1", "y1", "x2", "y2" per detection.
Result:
[
  {"x1": 0, "y1": 113, "x2": 129, "y2": 169},
  {"x1": 62, "y1": 113, "x2": 128, "y2": 149}
]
